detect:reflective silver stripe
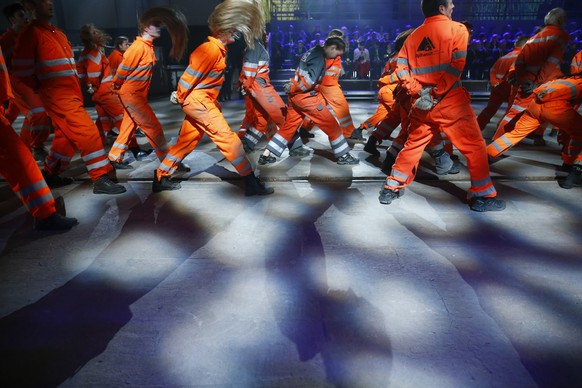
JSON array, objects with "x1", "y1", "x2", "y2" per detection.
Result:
[
  {"x1": 297, "y1": 68, "x2": 315, "y2": 87},
  {"x1": 548, "y1": 56, "x2": 560, "y2": 65},
  {"x1": 24, "y1": 192, "x2": 53, "y2": 210},
  {"x1": 19, "y1": 180, "x2": 48, "y2": 197},
  {"x1": 467, "y1": 185, "x2": 496, "y2": 198},
  {"x1": 86, "y1": 157, "x2": 112, "y2": 171},
  {"x1": 110, "y1": 142, "x2": 128, "y2": 152},
  {"x1": 48, "y1": 150, "x2": 72, "y2": 162},
  {"x1": 266, "y1": 133, "x2": 288, "y2": 157},
  {"x1": 452, "y1": 50, "x2": 466, "y2": 60},
  {"x1": 396, "y1": 70, "x2": 410, "y2": 79},
  {"x1": 179, "y1": 78, "x2": 193, "y2": 90},
  {"x1": 37, "y1": 69, "x2": 78, "y2": 79},
  {"x1": 102, "y1": 75, "x2": 113, "y2": 83},
  {"x1": 0, "y1": 63, "x2": 7, "y2": 71},
  {"x1": 79, "y1": 52, "x2": 102, "y2": 64},
  {"x1": 82, "y1": 149, "x2": 107, "y2": 162},
  {"x1": 330, "y1": 136, "x2": 349, "y2": 157},
  {"x1": 551, "y1": 80, "x2": 577, "y2": 99},
  {"x1": 184, "y1": 67, "x2": 203, "y2": 78},
  {"x1": 396, "y1": 58, "x2": 408, "y2": 65},
  {"x1": 411, "y1": 63, "x2": 450, "y2": 75},
  {"x1": 29, "y1": 107, "x2": 46, "y2": 114},
  {"x1": 386, "y1": 178, "x2": 400, "y2": 187},
  {"x1": 194, "y1": 84, "x2": 221, "y2": 90},
  {"x1": 119, "y1": 64, "x2": 152, "y2": 72},
  {"x1": 392, "y1": 169, "x2": 408, "y2": 180},
  {"x1": 87, "y1": 71, "x2": 101, "y2": 77},
  {"x1": 446, "y1": 66, "x2": 462, "y2": 77},
  {"x1": 38, "y1": 58, "x2": 75, "y2": 67}
]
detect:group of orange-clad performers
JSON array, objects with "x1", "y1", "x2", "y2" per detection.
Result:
[{"x1": 1, "y1": 0, "x2": 581, "y2": 232}]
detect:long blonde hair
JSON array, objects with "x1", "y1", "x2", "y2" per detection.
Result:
[
  {"x1": 139, "y1": 7, "x2": 189, "y2": 61},
  {"x1": 207, "y1": 0, "x2": 265, "y2": 49}
]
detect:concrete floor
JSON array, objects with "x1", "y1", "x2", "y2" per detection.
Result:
[{"x1": 0, "y1": 98, "x2": 581, "y2": 387}]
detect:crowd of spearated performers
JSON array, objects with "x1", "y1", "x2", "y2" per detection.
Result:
[{"x1": 1, "y1": 0, "x2": 582, "y2": 233}]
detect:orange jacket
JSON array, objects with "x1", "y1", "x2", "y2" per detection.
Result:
[
  {"x1": 320, "y1": 56, "x2": 342, "y2": 87},
  {"x1": 378, "y1": 56, "x2": 399, "y2": 87},
  {"x1": 113, "y1": 36, "x2": 155, "y2": 96},
  {"x1": 241, "y1": 38, "x2": 270, "y2": 89},
  {"x1": 176, "y1": 36, "x2": 226, "y2": 104},
  {"x1": 571, "y1": 49, "x2": 582, "y2": 74},
  {"x1": 489, "y1": 46, "x2": 522, "y2": 87},
  {"x1": 515, "y1": 25, "x2": 569, "y2": 86},
  {"x1": 0, "y1": 27, "x2": 17, "y2": 71},
  {"x1": 290, "y1": 45, "x2": 327, "y2": 93},
  {"x1": 534, "y1": 76, "x2": 582, "y2": 104},
  {"x1": 0, "y1": 48, "x2": 14, "y2": 103},
  {"x1": 108, "y1": 49, "x2": 124, "y2": 76},
  {"x1": 77, "y1": 47, "x2": 114, "y2": 92},
  {"x1": 11, "y1": 20, "x2": 80, "y2": 94},
  {"x1": 395, "y1": 15, "x2": 466, "y2": 99}
]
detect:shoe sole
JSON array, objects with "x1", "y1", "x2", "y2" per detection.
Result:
[{"x1": 93, "y1": 188, "x2": 127, "y2": 194}]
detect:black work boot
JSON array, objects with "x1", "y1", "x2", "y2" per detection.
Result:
[
  {"x1": 364, "y1": 136, "x2": 380, "y2": 156},
  {"x1": 130, "y1": 147, "x2": 153, "y2": 161},
  {"x1": 381, "y1": 152, "x2": 396, "y2": 173},
  {"x1": 244, "y1": 173, "x2": 274, "y2": 196},
  {"x1": 560, "y1": 165, "x2": 582, "y2": 189},
  {"x1": 34, "y1": 212, "x2": 79, "y2": 231},
  {"x1": 378, "y1": 186, "x2": 402, "y2": 205},
  {"x1": 93, "y1": 175, "x2": 126, "y2": 194},
  {"x1": 41, "y1": 169, "x2": 74, "y2": 188},
  {"x1": 152, "y1": 171, "x2": 181, "y2": 193}
]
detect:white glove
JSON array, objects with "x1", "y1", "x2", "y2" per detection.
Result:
[
  {"x1": 283, "y1": 81, "x2": 292, "y2": 94},
  {"x1": 87, "y1": 84, "x2": 95, "y2": 94},
  {"x1": 170, "y1": 91, "x2": 179, "y2": 105},
  {"x1": 413, "y1": 88, "x2": 437, "y2": 111}
]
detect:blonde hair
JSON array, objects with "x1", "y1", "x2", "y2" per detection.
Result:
[
  {"x1": 139, "y1": 7, "x2": 189, "y2": 61},
  {"x1": 207, "y1": 0, "x2": 265, "y2": 49}
]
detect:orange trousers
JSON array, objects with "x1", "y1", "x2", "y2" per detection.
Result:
[
  {"x1": 0, "y1": 114, "x2": 55, "y2": 218},
  {"x1": 10, "y1": 85, "x2": 51, "y2": 149},
  {"x1": 493, "y1": 90, "x2": 534, "y2": 139},
  {"x1": 319, "y1": 84, "x2": 355, "y2": 137},
  {"x1": 92, "y1": 89, "x2": 124, "y2": 142},
  {"x1": 476, "y1": 81, "x2": 510, "y2": 131},
  {"x1": 110, "y1": 93, "x2": 167, "y2": 162},
  {"x1": 266, "y1": 91, "x2": 348, "y2": 158},
  {"x1": 386, "y1": 88, "x2": 496, "y2": 199},
  {"x1": 157, "y1": 93, "x2": 252, "y2": 179},
  {"x1": 361, "y1": 83, "x2": 397, "y2": 130},
  {"x1": 40, "y1": 88, "x2": 113, "y2": 181},
  {"x1": 487, "y1": 99, "x2": 582, "y2": 164},
  {"x1": 241, "y1": 82, "x2": 286, "y2": 148}
]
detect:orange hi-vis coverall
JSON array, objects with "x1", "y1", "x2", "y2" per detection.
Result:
[
  {"x1": 266, "y1": 45, "x2": 350, "y2": 158},
  {"x1": 477, "y1": 46, "x2": 522, "y2": 131},
  {"x1": 77, "y1": 47, "x2": 124, "y2": 142},
  {"x1": 571, "y1": 50, "x2": 582, "y2": 74},
  {"x1": 386, "y1": 15, "x2": 497, "y2": 199},
  {"x1": 0, "y1": 48, "x2": 56, "y2": 219},
  {"x1": 0, "y1": 26, "x2": 51, "y2": 149},
  {"x1": 319, "y1": 55, "x2": 355, "y2": 137},
  {"x1": 11, "y1": 20, "x2": 113, "y2": 181},
  {"x1": 157, "y1": 36, "x2": 253, "y2": 179},
  {"x1": 487, "y1": 76, "x2": 582, "y2": 165},
  {"x1": 363, "y1": 56, "x2": 400, "y2": 140},
  {"x1": 110, "y1": 36, "x2": 167, "y2": 162},
  {"x1": 239, "y1": 38, "x2": 287, "y2": 149},
  {"x1": 108, "y1": 49, "x2": 124, "y2": 76},
  {"x1": 494, "y1": 25, "x2": 569, "y2": 138}
]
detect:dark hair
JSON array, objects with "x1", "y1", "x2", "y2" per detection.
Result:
[
  {"x1": 514, "y1": 35, "x2": 529, "y2": 47},
  {"x1": 3, "y1": 2, "x2": 24, "y2": 20},
  {"x1": 324, "y1": 36, "x2": 346, "y2": 51},
  {"x1": 114, "y1": 36, "x2": 129, "y2": 48},
  {"x1": 421, "y1": 0, "x2": 448, "y2": 18}
]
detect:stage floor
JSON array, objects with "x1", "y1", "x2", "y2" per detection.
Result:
[{"x1": 0, "y1": 97, "x2": 581, "y2": 387}]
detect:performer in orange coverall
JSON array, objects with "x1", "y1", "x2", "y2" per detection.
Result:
[
  {"x1": 0, "y1": 2, "x2": 51, "y2": 161},
  {"x1": 0, "y1": 47, "x2": 78, "y2": 230},
  {"x1": 301, "y1": 29, "x2": 358, "y2": 140},
  {"x1": 109, "y1": 7, "x2": 189, "y2": 168},
  {"x1": 361, "y1": 29, "x2": 414, "y2": 156},
  {"x1": 492, "y1": 8, "x2": 569, "y2": 140},
  {"x1": 12, "y1": 0, "x2": 125, "y2": 194},
  {"x1": 259, "y1": 36, "x2": 359, "y2": 166},
  {"x1": 238, "y1": 35, "x2": 290, "y2": 153},
  {"x1": 476, "y1": 35, "x2": 528, "y2": 132},
  {"x1": 154, "y1": 0, "x2": 273, "y2": 196},
  {"x1": 77, "y1": 24, "x2": 124, "y2": 144},
  {"x1": 108, "y1": 36, "x2": 129, "y2": 76},
  {"x1": 487, "y1": 74, "x2": 582, "y2": 189},
  {"x1": 379, "y1": 0, "x2": 504, "y2": 212}
]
